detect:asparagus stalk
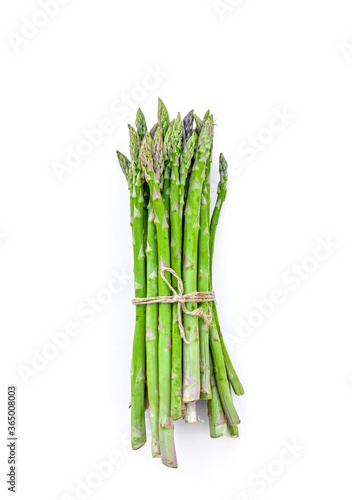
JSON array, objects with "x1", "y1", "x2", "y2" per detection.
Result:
[
  {"x1": 209, "y1": 153, "x2": 228, "y2": 280},
  {"x1": 128, "y1": 125, "x2": 147, "y2": 450},
  {"x1": 181, "y1": 401, "x2": 186, "y2": 419},
  {"x1": 207, "y1": 153, "x2": 241, "y2": 426},
  {"x1": 182, "y1": 116, "x2": 213, "y2": 402},
  {"x1": 209, "y1": 309, "x2": 240, "y2": 426},
  {"x1": 183, "y1": 110, "x2": 194, "y2": 145},
  {"x1": 141, "y1": 129, "x2": 177, "y2": 468},
  {"x1": 179, "y1": 126, "x2": 198, "y2": 416},
  {"x1": 136, "y1": 108, "x2": 147, "y2": 142},
  {"x1": 116, "y1": 150, "x2": 131, "y2": 186},
  {"x1": 145, "y1": 201, "x2": 160, "y2": 457},
  {"x1": 198, "y1": 188, "x2": 211, "y2": 397},
  {"x1": 158, "y1": 98, "x2": 170, "y2": 138},
  {"x1": 162, "y1": 120, "x2": 174, "y2": 224},
  {"x1": 229, "y1": 424, "x2": 239, "y2": 438},
  {"x1": 168, "y1": 114, "x2": 184, "y2": 420},
  {"x1": 210, "y1": 154, "x2": 244, "y2": 396},
  {"x1": 135, "y1": 109, "x2": 150, "y2": 281},
  {"x1": 228, "y1": 379, "x2": 239, "y2": 438},
  {"x1": 179, "y1": 131, "x2": 197, "y2": 225},
  {"x1": 198, "y1": 119, "x2": 213, "y2": 398},
  {"x1": 150, "y1": 123, "x2": 159, "y2": 139},
  {"x1": 116, "y1": 150, "x2": 134, "y2": 232},
  {"x1": 194, "y1": 113, "x2": 203, "y2": 135},
  {"x1": 208, "y1": 354, "x2": 227, "y2": 438},
  {"x1": 184, "y1": 401, "x2": 197, "y2": 424},
  {"x1": 212, "y1": 304, "x2": 244, "y2": 396}
]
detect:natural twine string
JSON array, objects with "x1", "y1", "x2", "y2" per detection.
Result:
[{"x1": 132, "y1": 266, "x2": 215, "y2": 345}]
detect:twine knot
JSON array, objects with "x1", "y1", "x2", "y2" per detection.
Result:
[{"x1": 132, "y1": 266, "x2": 215, "y2": 345}]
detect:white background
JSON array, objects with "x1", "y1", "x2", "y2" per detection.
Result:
[{"x1": 1, "y1": 0, "x2": 352, "y2": 499}]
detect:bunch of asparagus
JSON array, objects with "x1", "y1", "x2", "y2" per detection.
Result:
[{"x1": 116, "y1": 99, "x2": 244, "y2": 468}]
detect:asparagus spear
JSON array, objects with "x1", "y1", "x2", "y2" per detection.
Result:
[
  {"x1": 136, "y1": 108, "x2": 147, "y2": 142},
  {"x1": 150, "y1": 123, "x2": 159, "y2": 139},
  {"x1": 162, "y1": 119, "x2": 174, "y2": 224},
  {"x1": 145, "y1": 200, "x2": 160, "y2": 457},
  {"x1": 194, "y1": 113, "x2": 203, "y2": 135},
  {"x1": 198, "y1": 118, "x2": 213, "y2": 398},
  {"x1": 116, "y1": 150, "x2": 131, "y2": 185},
  {"x1": 168, "y1": 114, "x2": 184, "y2": 420},
  {"x1": 209, "y1": 153, "x2": 228, "y2": 278},
  {"x1": 182, "y1": 116, "x2": 213, "y2": 402},
  {"x1": 210, "y1": 154, "x2": 244, "y2": 396},
  {"x1": 179, "y1": 131, "x2": 197, "y2": 225},
  {"x1": 228, "y1": 379, "x2": 239, "y2": 438},
  {"x1": 176, "y1": 125, "x2": 198, "y2": 417},
  {"x1": 207, "y1": 153, "x2": 241, "y2": 426},
  {"x1": 209, "y1": 309, "x2": 240, "y2": 426},
  {"x1": 198, "y1": 194, "x2": 211, "y2": 398},
  {"x1": 128, "y1": 125, "x2": 147, "y2": 450},
  {"x1": 183, "y1": 130, "x2": 198, "y2": 216},
  {"x1": 158, "y1": 97, "x2": 170, "y2": 137},
  {"x1": 212, "y1": 304, "x2": 244, "y2": 396},
  {"x1": 141, "y1": 129, "x2": 178, "y2": 468},
  {"x1": 208, "y1": 354, "x2": 227, "y2": 438},
  {"x1": 183, "y1": 110, "x2": 194, "y2": 145},
  {"x1": 229, "y1": 424, "x2": 239, "y2": 438},
  {"x1": 139, "y1": 109, "x2": 155, "y2": 439},
  {"x1": 184, "y1": 401, "x2": 197, "y2": 424}
]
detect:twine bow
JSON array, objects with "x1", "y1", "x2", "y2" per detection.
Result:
[{"x1": 132, "y1": 266, "x2": 215, "y2": 345}]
